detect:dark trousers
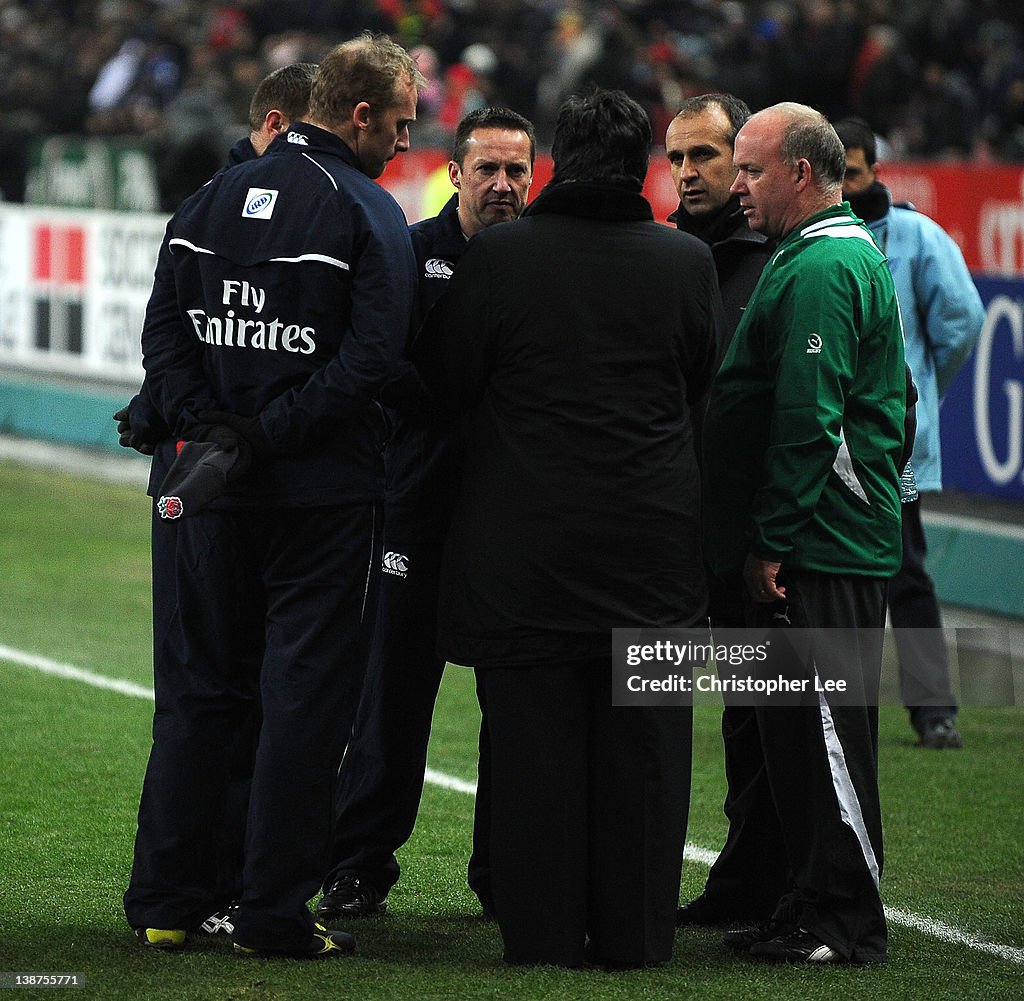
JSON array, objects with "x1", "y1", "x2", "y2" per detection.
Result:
[
  {"x1": 327, "y1": 498, "x2": 491, "y2": 902},
  {"x1": 888, "y1": 497, "x2": 957, "y2": 730},
  {"x1": 149, "y1": 503, "x2": 262, "y2": 909},
  {"x1": 481, "y1": 659, "x2": 691, "y2": 968},
  {"x1": 704, "y1": 570, "x2": 888, "y2": 963},
  {"x1": 124, "y1": 504, "x2": 381, "y2": 951}
]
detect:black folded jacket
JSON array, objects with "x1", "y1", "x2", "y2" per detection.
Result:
[{"x1": 157, "y1": 440, "x2": 241, "y2": 519}]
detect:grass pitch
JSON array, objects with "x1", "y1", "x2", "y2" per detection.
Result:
[{"x1": 0, "y1": 458, "x2": 1021, "y2": 1000}]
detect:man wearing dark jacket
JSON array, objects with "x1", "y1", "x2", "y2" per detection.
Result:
[
  {"x1": 666, "y1": 93, "x2": 774, "y2": 349},
  {"x1": 116, "y1": 62, "x2": 319, "y2": 465},
  {"x1": 123, "y1": 34, "x2": 422, "y2": 960},
  {"x1": 666, "y1": 93, "x2": 792, "y2": 929},
  {"x1": 412, "y1": 89, "x2": 723, "y2": 969},
  {"x1": 318, "y1": 107, "x2": 535, "y2": 923},
  {"x1": 115, "y1": 61, "x2": 316, "y2": 937}
]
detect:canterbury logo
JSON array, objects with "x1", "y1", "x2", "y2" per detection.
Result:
[
  {"x1": 382, "y1": 551, "x2": 409, "y2": 577},
  {"x1": 424, "y1": 258, "x2": 454, "y2": 279},
  {"x1": 807, "y1": 333, "x2": 822, "y2": 354},
  {"x1": 286, "y1": 131, "x2": 308, "y2": 145}
]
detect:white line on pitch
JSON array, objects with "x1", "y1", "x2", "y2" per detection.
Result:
[{"x1": 3, "y1": 642, "x2": 1022, "y2": 965}]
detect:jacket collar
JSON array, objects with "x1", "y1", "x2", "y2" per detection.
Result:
[
  {"x1": 523, "y1": 181, "x2": 654, "y2": 223},
  {"x1": 670, "y1": 194, "x2": 769, "y2": 247},
  {"x1": 263, "y1": 122, "x2": 362, "y2": 172},
  {"x1": 430, "y1": 193, "x2": 470, "y2": 255},
  {"x1": 228, "y1": 137, "x2": 258, "y2": 166}
]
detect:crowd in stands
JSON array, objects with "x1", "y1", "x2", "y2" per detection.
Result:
[{"x1": 1, "y1": 0, "x2": 1022, "y2": 207}]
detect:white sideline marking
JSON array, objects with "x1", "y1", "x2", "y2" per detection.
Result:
[
  {"x1": 885, "y1": 907, "x2": 1024, "y2": 965},
  {"x1": 423, "y1": 767, "x2": 478, "y2": 797},
  {"x1": 3, "y1": 642, "x2": 1022, "y2": 965},
  {"x1": 0, "y1": 644, "x2": 155, "y2": 699}
]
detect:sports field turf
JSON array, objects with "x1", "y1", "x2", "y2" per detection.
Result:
[{"x1": 1, "y1": 458, "x2": 1021, "y2": 1000}]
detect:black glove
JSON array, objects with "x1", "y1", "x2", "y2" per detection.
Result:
[
  {"x1": 197, "y1": 411, "x2": 274, "y2": 456},
  {"x1": 113, "y1": 405, "x2": 155, "y2": 456}
]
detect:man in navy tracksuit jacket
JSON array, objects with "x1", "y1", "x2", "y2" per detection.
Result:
[
  {"x1": 319, "y1": 109, "x2": 536, "y2": 922},
  {"x1": 117, "y1": 64, "x2": 316, "y2": 929},
  {"x1": 123, "y1": 36, "x2": 421, "y2": 959}
]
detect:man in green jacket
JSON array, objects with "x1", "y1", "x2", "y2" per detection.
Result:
[{"x1": 701, "y1": 103, "x2": 906, "y2": 965}]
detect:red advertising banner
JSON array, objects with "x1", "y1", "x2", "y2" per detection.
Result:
[
  {"x1": 381, "y1": 153, "x2": 1024, "y2": 277},
  {"x1": 879, "y1": 164, "x2": 1024, "y2": 277}
]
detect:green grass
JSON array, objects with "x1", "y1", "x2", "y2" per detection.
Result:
[{"x1": 1, "y1": 458, "x2": 1022, "y2": 1000}]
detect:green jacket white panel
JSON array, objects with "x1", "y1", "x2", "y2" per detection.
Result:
[{"x1": 703, "y1": 203, "x2": 906, "y2": 579}]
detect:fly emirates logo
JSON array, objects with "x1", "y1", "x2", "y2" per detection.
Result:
[{"x1": 187, "y1": 280, "x2": 316, "y2": 355}]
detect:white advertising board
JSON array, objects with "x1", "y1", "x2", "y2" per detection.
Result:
[{"x1": 0, "y1": 204, "x2": 167, "y2": 386}]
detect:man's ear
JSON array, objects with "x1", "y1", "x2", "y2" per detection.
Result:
[
  {"x1": 448, "y1": 159, "x2": 461, "y2": 189},
  {"x1": 352, "y1": 101, "x2": 371, "y2": 132},
  {"x1": 264, "y1": 109, "x2": 287, "y2": 135}
]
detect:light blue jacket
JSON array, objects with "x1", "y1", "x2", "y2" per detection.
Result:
[{"x1": 864, "y1": 197, "x2": 985, "y2": 491}]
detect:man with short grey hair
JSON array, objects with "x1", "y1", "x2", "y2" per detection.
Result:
[{"x1": 701, "y1": 103, "x2": 906, "y2": 965}]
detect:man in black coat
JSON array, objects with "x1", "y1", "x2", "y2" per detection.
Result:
[
  {"x1": 412, "y1": 89, "x2": 724, "y2": 969},
  {"x1": 665, "y1": 93, "x2": 791, "y2": 929},
  {"x1": 666, "y1": 93, "x2": 774, "y2": 355},
  {"x1": 318, "y1": 107, "x2": 536, "y2": 923}
]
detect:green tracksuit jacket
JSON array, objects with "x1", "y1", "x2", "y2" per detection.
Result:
[{"x1": 702, "y1": 203, "x2": 905, "y2": 579}]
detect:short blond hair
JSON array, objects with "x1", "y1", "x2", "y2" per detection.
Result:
[{"x1": 308, "y1": 32, "x2": 424, "y2": 129}]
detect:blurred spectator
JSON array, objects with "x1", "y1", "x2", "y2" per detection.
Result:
[{"x1": 2, "y1": 0, "x2": 1023, "y2": 209}]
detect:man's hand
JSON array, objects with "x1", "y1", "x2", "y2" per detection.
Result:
[
  {"x1": 112, "y1": 405, "x2": 156, "y2": 456},
  {"x1": 743, "y1": 554, "x2": 786, "y2": 603}
]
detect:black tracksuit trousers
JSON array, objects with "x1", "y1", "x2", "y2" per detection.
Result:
[{"x1": 703, "y1": 569, "x2": 889, "y2": 964}]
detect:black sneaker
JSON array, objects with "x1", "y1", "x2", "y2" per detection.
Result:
[
  {"x1": 749, "y1": 927, "x2": 840, "y2": 963},
  {"x1": 316, "y1": 875, "x2": 387, "y2": 921},
  {"x1": 677, "y1": 892, "x2": 755, "y2": 927},
  {"x1": 233, "y1": 923, "x2": 356, "y2": 959},
  {"x1": 722, "y1": 919, "x2": 794, "y2": 953},
  {"x1": 919, "y1": 717, "x2": 963, "y2": 749}
]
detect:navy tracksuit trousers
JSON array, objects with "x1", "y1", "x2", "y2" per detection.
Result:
[{"x1": 124, "y1": 503, "x2": 381, "y2": 951}]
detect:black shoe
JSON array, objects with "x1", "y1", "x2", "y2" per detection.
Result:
[
  {"x1": 677, "y1": 892, "x2": 751, "y2": 927},
  {"x1": 722, "y1": 919, "x2": 794, "y2": 953},
  {"x1": 919, "y1": 717, "x2": 963, "y2": 749},
  {"x1": 749, "y1": 927, "x2": 840, "y2": 964},
  {"x1": 316, "y1": 875, "x2": 387, "y2": 921},
  {"x1": 234, "y1": 923, "x2": 356, "y2": 959}
]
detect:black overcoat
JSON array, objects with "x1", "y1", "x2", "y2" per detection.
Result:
[{"x1": 413, "y1": 181, "x2": 724, "y2": 668}]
